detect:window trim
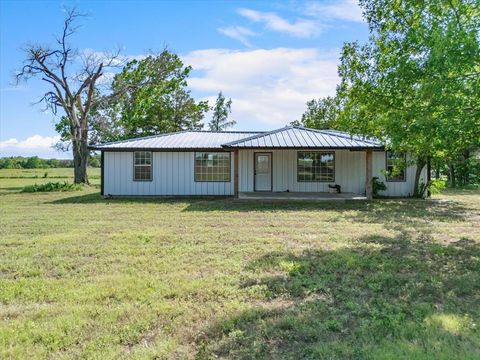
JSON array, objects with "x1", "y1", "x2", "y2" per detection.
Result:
[
  {"x1": 194, "y1": 151, "x2": 232, "y2": 182},
  {"x1": 297, "y1": 151, "x2": 335, "y2": 183},
  {"x1": 385, "y1": 151, "x2": 406, "y2": 182},
  {"x1": 133, "y1": 151, "x2": 153, "y2": 182}
]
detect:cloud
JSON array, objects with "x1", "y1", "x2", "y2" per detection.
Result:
[
  {"x1": 218, "y1": 26, "x2": 257, "y2": 47},
  {"x1": 0, "y1": 135, "x2": 70, "y2": 158},
  {"x1": 237, "y1": 8, "x2": 322, "y2": 38},
  {"x1": 183, "y1": 48, "x2": 339, "y2": 128},
  {"x1": 305, "y1": 0, "x2": 364, "y2": 23}
]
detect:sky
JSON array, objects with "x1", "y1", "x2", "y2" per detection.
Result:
[{"x1": 0, "y1": 0, "x2": 369, "y2": 159}]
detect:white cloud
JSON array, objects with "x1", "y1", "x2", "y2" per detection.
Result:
[
  {"x1": 237, "y1": 8, "x2": 323, "y2": 38},
  {"x1": 0, "y1": 135, "x2": 69, "y2": 158},
  {"x1": 183, "y1": 48, "x2": 339, "y2": 128},
  {"x1": 218, "y1": 26, "x2": 257, "y2": 47},
  {"x1": 305, "y1": 0, "x2": 364, "y2": 23}
]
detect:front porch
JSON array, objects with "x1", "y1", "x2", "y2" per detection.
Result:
[
  {"x1": 238, "y1": 191, "x2": 367, "y2": 201},
  {"x1": 233, "y1": 148, "x2": 374, "y2": 200}
]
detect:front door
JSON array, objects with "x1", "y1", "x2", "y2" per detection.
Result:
[{"x1": 254, "y1": 153, "x2": 272, "y2": 191}]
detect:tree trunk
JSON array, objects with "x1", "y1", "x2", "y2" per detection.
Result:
[
  {"x1": 72, "y1": 138, "x2": 89, "y2": 184},
  {"x1": 435, "y1": 166, "x2": 440, "y2": 179},
  {"x1": 426, "y1": 157, "x2": 432, "y2": 198},
  {"x1": 413, "y1": 158, "x2": 426, "y2": 198},
  {"x1": 464, "y1": 150, "x2": 470, "y2": 185},
  {"x1": 449, "y1": 164, "x2": 456, "y2": 187}
]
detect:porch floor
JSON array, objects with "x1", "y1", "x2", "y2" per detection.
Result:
[{"x1": 238, "y1": 191, "x2": 367, "y2": 201}]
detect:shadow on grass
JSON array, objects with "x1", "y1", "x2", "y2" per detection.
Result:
[
  {"x1": 196, "y1": 235, "x2": 480, "y2": 359},
  {"x1": 49, "y1": 192, "x2": 472, "y2": 226}
]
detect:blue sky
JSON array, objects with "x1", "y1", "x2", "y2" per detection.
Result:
[{"x1": 0, "y1": 0, "x2": 368, "y2": 158}]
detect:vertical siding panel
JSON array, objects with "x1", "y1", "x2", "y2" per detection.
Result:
[
  {"x1": 104, "y1": 153, "x2": 110, "y2": 195},
  {"x1": 111, "y1": 152, "x2": 116, "y2": 195},
  {"x1": 119, "y1": 152, "x2": 125, "y2": 195},
  {"x1": 155, "y1": 152, "x2": 160, "y2": 195},
  {"x1": 115, "y1": 152, "x2": 120, "y2": 195},
  {"x1": 162, "y1": 152, "x2": 168, "y2": 195},
  {"x1": 186, "y1": 152, "x2": 191, "y2": 195}
]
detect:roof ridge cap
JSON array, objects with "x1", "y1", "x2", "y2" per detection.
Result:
[
  {"x1": 296, "y1": 126, "x2": 381, "y2": 145},
  {"x1": 222, "y1": 126, "x2": 292, "y2": 146}
]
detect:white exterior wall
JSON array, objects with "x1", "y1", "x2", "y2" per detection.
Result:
[
  {"x1": 103, "y1": 149, "x2": 426, "y2": 197},
  {"x1": 238, "y1": 149, "x2": 426, "y2": 197},
  {"x1": 373, "y1": 152, "x2": 427, "y2": 197},
  {"x1": 103, "y1": 151, "x2": 234, "y2": 196}
]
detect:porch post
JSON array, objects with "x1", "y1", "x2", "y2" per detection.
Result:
[
  {"x1": 365, "y1": 149, "x2": 373, "y2": 200},
  {"x1": 234, "y1": 149, "x2": 239, "y2": 198}
]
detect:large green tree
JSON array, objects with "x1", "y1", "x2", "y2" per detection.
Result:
[
  {"x1": 208, "y1": 92, "x2": 235, "y2": 131},
  {"x1": 293, "y1": 96, "x2": 340, "y2": 129},
  {"x1": 336, "y1": 0, "x2": 480, "y2": 196},
  {"x1": 109, "y1": 51, "x2": 209, "y2": 139}
]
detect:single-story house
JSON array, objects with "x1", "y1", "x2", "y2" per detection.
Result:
[{"x1": 90, "y1": 126, "x2": 427, "y2": 199}]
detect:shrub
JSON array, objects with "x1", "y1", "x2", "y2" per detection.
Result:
[
  {"x1": 21, "y1": 181, "x2": 84, "y2": 193},
  {"x1": 372, "y1": 177, "x2": 387, "y2": 197},
  {"x1": 428, "y1": 179, "x2": 446, "y2": 195}
]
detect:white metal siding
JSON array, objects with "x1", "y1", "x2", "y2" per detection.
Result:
[
  {"x1": 104, "y1": 150, "x2": 426, "y2": 197},
  {"x1": 373, "y1": 152, "x2": 427, "y2": 197},
  {"x1": 239, "y1": 149, "x2": 425, "y2": 197},
  {"x1": 238, "y1": 149, "x2": 366, "y2": 194},
  {"x1": 103, "y1": 151, "x2": 234, "y2": 196}
]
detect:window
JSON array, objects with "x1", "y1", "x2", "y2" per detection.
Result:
[
  {"x1": 386, "y1": 151, "x2": 406, "y2": 181},
  {"x1": 195, "y1": 152, "x2": 231, "y2": 182},
  {"x1": 297, "y1": 152, "x2": 335, "y2": 182},
  {"x1": 134, "y1": 151, "x2": 152, "y2": 181}
]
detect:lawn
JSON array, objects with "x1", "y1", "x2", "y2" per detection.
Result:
[
  {"x1": 0, "y1": 170, "x2": 479, "y2": 359},
  {"x1": 0, "y1": 167, "x2": 100, "y2": 179}
]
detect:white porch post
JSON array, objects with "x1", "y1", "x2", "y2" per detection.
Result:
[
  {"x1": 365, "y1": 149, "x2": 373, "y2": 200},
  {"x1": 234, "y1": 149, "x2": 239, "y2": 198}
]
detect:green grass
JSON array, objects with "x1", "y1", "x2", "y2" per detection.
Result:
[
  {"x1": 0, "y1": 168, "x2": 100, "y2": 194},
  {"x1": 0, "y1": 170, "x2": 479, "y2": 359},
  {"x1": 0, "y1": 167, "x2": 100, "y2": 179}
]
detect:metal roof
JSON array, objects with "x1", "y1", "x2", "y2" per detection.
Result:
[
  {"x1": 90, "y1": 130, "x2": 263, "y2": 150},
  {"x1": 222, "y1": 126, "x2": 383, "y2": 149},
  {"x1": 90, "y1": 126, "x2": 383, "y2": 150}
]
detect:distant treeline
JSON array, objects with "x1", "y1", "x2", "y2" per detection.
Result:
[{"x1": 0, "y1": 155, "x2": 101, "y2": 169}]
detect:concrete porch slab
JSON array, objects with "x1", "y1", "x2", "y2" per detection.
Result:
[{"x1": 238, "y1": 192, "x2": 367, "y2": 201}]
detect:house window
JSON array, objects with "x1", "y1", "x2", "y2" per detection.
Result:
[
  {"x1": 195, "y1": 152, "x2": 231, "y2": 182},
  {"x1": 297, "y1": 152, "x2": 335, "y2": 182},
  {"x1": 386, "y1": 151, "x2": 406, "y2": 181},
  {"x1": 134, "y1": 151, "x2": 152, "y2": 181}
]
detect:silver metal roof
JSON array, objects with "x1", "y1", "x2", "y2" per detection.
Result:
[
  {"x1": 222, "y1": 126, "x2": 383, "y2": 149},
  {"x1": 90, "y1": 131, "x2": 263, "y2": 150},
  {"x1": 90, "y1": 126, "x2": 383, "y2": 150}
]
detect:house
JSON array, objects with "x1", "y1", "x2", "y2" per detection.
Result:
[{"x1": 90, "y1": 126, "x2": 427, "y2": 199}]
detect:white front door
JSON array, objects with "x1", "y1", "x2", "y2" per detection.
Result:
[{"x1": 254, "y1": 153, "x2": 272, "y2": 191}]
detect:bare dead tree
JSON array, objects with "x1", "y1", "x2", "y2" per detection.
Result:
[{"x1": 16, "y1": 8, "x2": 120, "y2": 184}]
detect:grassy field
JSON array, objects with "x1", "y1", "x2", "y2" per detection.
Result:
[
  {"x1": 0, "y1": 167, "x2": 100, "y2": 179},
  {"x1": 0, "y1": 170, "x2": 479, "y2": 359}
]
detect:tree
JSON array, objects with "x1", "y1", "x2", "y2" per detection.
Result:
[
  {"x1": 209, "y1": 92, "x2": 235, "y2": 131},
  {"x1": 107, "y1": 51, "x2": 209, "y2": 139},
  {"x1": 16, "y1": 8, "x2": 119, "y2": 184},
  {"x1": 336, "y1": 0, "x2": 480, "y2": 197},
  {"x1": 293, "y1": 96, "x2": 340, "y2": 129}
]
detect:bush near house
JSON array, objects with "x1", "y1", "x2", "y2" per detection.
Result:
[{"x1": 21, "y1": 181, "x2": 84, "y2": 193}]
